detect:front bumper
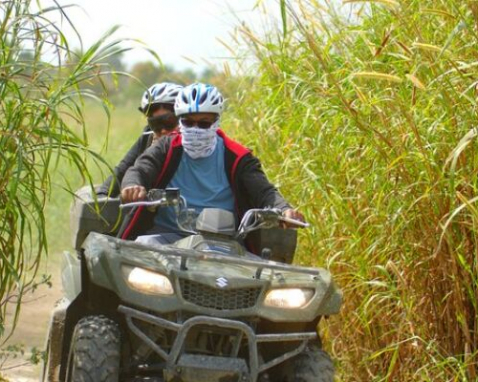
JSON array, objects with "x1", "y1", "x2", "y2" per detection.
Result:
[{"x1": 119, "y1": 305, "x2": 318, "y2": 382}]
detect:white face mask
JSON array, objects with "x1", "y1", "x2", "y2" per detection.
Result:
[{"x1": 179, "y1": 120, "x2": 220, "y2": 159}]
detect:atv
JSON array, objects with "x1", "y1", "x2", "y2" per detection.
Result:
[{"x1": 42, "y1": 187, "x2": 342, "y2": 382}]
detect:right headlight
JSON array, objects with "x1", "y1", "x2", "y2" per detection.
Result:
[
  {"x1": 122, "y1": 266, "x2": 174, "y2": 295},
  {"x1": 264, "y1": 288, "x2": 314, "y2": 309}
]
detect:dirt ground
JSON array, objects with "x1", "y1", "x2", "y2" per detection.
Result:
[{"x1": 1, "y1": 268, "x2": 62, "y2": 382}]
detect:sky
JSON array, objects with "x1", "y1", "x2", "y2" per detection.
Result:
[{"x1": 48, "y1": 0, "x2": 280, "y2": 72}]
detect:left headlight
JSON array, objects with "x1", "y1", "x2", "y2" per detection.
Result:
[
  {"x1": 264, "y1": 288, "x2": 314, "y2": 309},
  {"x1": 123, "y1": 266, "x2": 174, "y2": 295}
]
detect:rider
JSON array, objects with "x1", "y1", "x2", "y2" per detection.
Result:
[
  {"x1": 119, "y1": 83, "x2": 305, "y2": 244},
  {"x1": 96, "y1": 82, "x2": 183, "y2": 197}
]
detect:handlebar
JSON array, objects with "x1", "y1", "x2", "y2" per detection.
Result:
[{"x1": 119, "y1": 189, "x2": 308, "y2": 237}]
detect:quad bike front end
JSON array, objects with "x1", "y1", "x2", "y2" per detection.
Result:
[
  {"x1": 49, "y1": 233, "x2": 340, "y2": 382},
  {"x1": 43, "y1": 189, "x2": 342, "y2": 382}
]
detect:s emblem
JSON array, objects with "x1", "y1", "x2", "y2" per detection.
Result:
[{"x1": 216, "y1": 277, "x2": 228, "y2": 288}]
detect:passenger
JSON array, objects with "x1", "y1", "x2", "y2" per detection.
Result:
[
  {"x1": 119, "y1": 83, "x2": 305, "y2": 245},
  {"x1": 96, "y1": 82, "x2": 183, "y2": 197}
]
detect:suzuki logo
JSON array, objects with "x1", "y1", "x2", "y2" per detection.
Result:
[{"x1": 216, "y1": 277, "x2": 228, "y2": 288}]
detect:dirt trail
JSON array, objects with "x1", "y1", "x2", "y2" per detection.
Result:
[{"x1": 1, "y1": 269, "x2": 62, "y2": 382}]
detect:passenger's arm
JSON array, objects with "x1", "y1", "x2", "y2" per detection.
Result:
[
  {"x1": 120, "y1": 138, "x2": 169, "y2": 202},
  {"x1": 97, "y1": 130, "x2": 151, "y2": 196}
]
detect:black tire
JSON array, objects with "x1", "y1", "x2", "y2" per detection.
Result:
[
  {"x1": 282, "y1": 346, "x2": 335, "y2": 382},
  {"x1": 66, "y1": 315, "x2": 121, "y2": 382}
]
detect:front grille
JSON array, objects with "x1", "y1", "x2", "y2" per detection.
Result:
[{"x1": 179, "y1": 279, "x2": 261, "y2": 310}]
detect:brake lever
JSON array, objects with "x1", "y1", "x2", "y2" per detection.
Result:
[
  {"x1": 119, "y1": 200, "x2": 166, "y2": 209},
  {"x1": 278, "y1": 216, "x2": 309, "y2": 228}
]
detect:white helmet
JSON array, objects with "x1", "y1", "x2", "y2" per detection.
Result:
[
  {"x1": 174, "y1": 83, "x2": 224, "y2": 116},
  {"x1": 139, "y1": 82, "x2": 183, "y2": 114}
]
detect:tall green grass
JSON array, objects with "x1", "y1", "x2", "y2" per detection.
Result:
[
  {"x1": 226, "y1": 0, "x2": 478, "y2": 379},
  {"x1": 0, "y1": 0, "x2": 149, "y2": 341},
  {"x1": 44, "y1": 104, "x2": 143, "y2": 256}
]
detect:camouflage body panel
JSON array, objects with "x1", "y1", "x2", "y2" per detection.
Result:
[{"x1": 81, "y1": 232, "x2": 342, "y2": 322}]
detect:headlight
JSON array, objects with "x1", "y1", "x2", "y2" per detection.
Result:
[
  {"x1": 264, "y1": 288, "x2": 314, "y2": 309},
  {"x1": 123, "y1": 266, "x2": 174, "y2": 295}
]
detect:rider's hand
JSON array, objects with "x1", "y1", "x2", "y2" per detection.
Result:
[
  {"x1": 281, "y1": 208, "x2": 306, "y2": 228},
  {"x1": 121, "y1": 185, "x2": 146, "y2": 203}
]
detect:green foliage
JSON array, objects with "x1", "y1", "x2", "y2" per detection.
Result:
[
  {"x1": 0, "y1": 343, "x2": 45, "y2": 375},
  {"x1": 0, "y1": 0, "x2": 135, "y2": 340},
  {"x1": 229, "y1": 0, "x2": 478, "y2": 379},
  {"x1": 44, "y1": 104, "x2": 144, "y2": 254}
]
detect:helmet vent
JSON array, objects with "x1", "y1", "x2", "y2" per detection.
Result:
[
  {"x1": 199, "y1": 92, "x2": 208, "y2": 104},
  {"x1": 174, "y1": 83, "x2": 224, "y2": 116}
]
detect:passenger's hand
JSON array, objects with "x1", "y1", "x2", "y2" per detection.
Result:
[
  {"x1": 121, "y1": 186, "x2": 146, "y2": 203},
  {"x1": 281, "y1": 209, "x2": 306, "y2": 228}
]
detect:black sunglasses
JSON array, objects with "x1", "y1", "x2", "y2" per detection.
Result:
[
  {"x1": 146, "y1": 103, "x2": 175, "y2": 115},
  {"x1": 180, "y1": 118, "x2": 217, "y2": 129}
]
